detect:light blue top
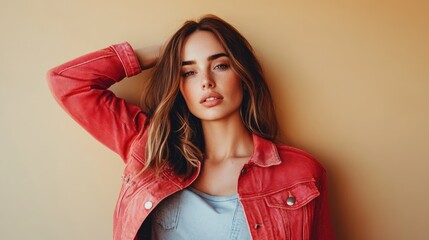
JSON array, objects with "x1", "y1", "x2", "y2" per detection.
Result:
[{"x1": 151, "y1": 187, "x2": 251, "y2": 240}]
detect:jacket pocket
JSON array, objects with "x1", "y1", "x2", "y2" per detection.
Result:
[{"x1": 264, "y1": 180, "x2": 320, "y2": 240}]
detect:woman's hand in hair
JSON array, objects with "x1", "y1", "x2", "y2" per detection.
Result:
[{"x1": 134, "y1": 45, "x2": 162, "y2": 70}]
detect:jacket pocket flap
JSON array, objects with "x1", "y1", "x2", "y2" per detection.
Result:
[{"x1": 265, "y1": 180, "x2": 320, "y2": 210}]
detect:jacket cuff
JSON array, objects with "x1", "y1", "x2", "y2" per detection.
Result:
[{"x1": 111, "y1": 42, "x2": 142, "y2": 78}]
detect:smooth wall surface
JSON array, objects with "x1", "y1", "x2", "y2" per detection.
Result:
[{"x1": 1, "y1": 0, "x2": 428, "y2": 239}]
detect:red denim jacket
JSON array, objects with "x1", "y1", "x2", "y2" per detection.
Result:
[{"x1": 47, "y1": 42, "x2": 335, "y2": 240}]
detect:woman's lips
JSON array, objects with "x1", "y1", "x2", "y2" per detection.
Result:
[
  {"x1": 200, "y1": 93, "x2": 224, "y2": 107},
  {"x1": 201, "y1": 97, "x2": 223, "y2": 107}
]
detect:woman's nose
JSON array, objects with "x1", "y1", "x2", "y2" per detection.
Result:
[{"x1": 201, "y1": 73, "x2": 215, "y2": 89}]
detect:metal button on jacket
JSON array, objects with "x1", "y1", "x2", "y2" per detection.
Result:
[
  {"x1": 144, "y1": 201, "x2": 153, "y2": 210},
  {"x1": 286, "y1": 196, "x2": 296, "y2": 206}
]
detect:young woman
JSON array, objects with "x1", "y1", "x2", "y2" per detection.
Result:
[{"x1": 47, "y1": 15, "x2": 334, "y2": 240}]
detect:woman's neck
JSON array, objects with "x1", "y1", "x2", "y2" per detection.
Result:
[{"x1": 201, "y1": 113, "x2": 253, "y2": 162}]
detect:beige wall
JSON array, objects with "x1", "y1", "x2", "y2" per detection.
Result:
[{"x1": 1, "y1": 0, "x2": 428, "y2": 239}]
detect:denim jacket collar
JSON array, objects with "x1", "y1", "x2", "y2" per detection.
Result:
[{"x1": 250, "y1": 134, "x2": 281, "y2": 167}]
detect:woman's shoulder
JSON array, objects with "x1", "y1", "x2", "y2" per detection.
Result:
[{"x1": 273, "y1": 143, "x2": 327, "y2": 179}]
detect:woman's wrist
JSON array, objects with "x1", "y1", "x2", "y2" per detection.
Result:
[{"x1": 134, "y1": 45, "x2": 162, "y2": 70}]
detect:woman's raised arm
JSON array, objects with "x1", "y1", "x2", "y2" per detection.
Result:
[{"x1": 47, "y1": 42, "x2": 158, "y2": 163}]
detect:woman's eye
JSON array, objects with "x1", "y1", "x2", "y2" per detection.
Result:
[
  {"x1": 214, "y1": 64, "x2": 229, "y2": 70},
  {"x1": 181, "y1": 71, "x2": 195, "y2": 78}
]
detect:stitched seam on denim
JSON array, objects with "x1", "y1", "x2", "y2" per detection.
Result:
[
  {"x1": 57, "y1": 54, "x2": 114, "y2": 75},
  {"x1": 111, "y1": 45, "x2": 130, "y2": 77},
  {"x1": 239, "y1": 178, "x2": 316, "y2": 200},
  {"x1": 112, "y1": 44, "x2": 140, "y2": 77},
  {"x1": 122, "y1": 45, "x2": 139, "y2": 75},
  {"x1": 162, "y1": 171, "x2": 185, "y2": 189},
  {"x1": 129, "y1": 127, "x2": 149, "y2": 164},
  {"x1": 115, "y1": 182, "x2": 133, "y2": 217},
  {"x1": 122, "y1": 45, "x2": 137, "y2": 75}
]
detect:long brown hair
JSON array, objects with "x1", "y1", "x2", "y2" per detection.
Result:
[{"x1": 140, "y1": 14, "x2": 278, "y2": 177}]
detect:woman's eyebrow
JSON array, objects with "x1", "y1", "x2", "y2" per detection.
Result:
[
  {"x1": 208, "y1": 53, "x2": 228, "y2": 61},
  {"x1": 181, "y1": 53, "x2": 229, "y2": 66}
]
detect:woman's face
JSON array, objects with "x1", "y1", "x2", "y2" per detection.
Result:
[{"x1": 179, "y1": 30, "x2": 243, "y2": 122}]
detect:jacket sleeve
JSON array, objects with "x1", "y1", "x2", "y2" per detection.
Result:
[
  {"x1": 47, "y1": 42, "x2": 146, "y2": 163},
  {"x1": 312, "y1": 171, "x2": 336, "y2": 240}
]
